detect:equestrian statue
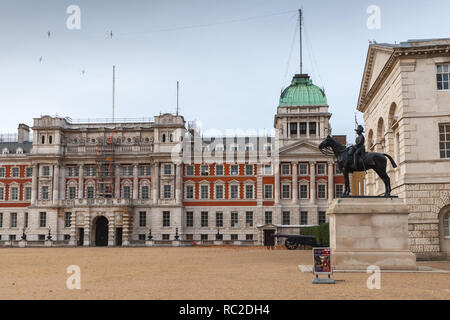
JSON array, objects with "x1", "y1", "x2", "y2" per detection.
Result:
[{"x1": 318, "y1": 125, "x2": 397, "y2": 197}]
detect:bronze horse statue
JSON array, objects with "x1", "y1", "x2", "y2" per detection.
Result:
[{"x1": 318, "y1": 135, "x2": 397, "y2": 196}]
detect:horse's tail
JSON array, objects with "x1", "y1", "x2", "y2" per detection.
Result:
[{"x1": 383, "y1": 153, "x2": 397, "y2": 168}]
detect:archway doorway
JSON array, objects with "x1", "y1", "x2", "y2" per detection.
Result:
[
  {"x1": 439, "y1": 207, "x2": 450, "y2": 253},
  {"x1": 94, "y1": 216, "x2": 109, "y2": 246}
]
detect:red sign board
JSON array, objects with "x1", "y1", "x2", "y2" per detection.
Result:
[{"x1": 313, "y1": 247, "x2": 332, "y2": 275}]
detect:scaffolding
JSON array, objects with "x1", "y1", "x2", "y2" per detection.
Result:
[{"x1": 96, "y1": 135, "x2": 115, "y2": 198}]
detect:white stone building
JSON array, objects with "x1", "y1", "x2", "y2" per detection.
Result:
[{"x1": 357, "y1": 38, "x2": 450, "y2": 259}]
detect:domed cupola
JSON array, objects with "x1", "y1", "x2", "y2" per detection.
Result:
[{"x1": 279, "y1": 74, "x2": 327, "y2": 107}]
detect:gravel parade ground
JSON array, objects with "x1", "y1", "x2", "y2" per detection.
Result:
[{"x1": 1, "y1": 246, "x2": 449, "y2": 300}]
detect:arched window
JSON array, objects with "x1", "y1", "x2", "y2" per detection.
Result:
[
  {"x1": 444, "y1": 211, "x2": 450, "y2": 237},
  {"x1": 162, "y1": 134, "x2": 166, "y2": 143},
  {"x1": 41, "y1": 136, "x2": 45, "y2": 144},
  {"x1": 49, "y1": 136, "x2": 52, "y2": 144},
  {"x1": 367, "y1": 129, "x2": 374, "y2": 150},
  {"x1": 377, "y1": 117, "x2": 385, "y2": 151}
]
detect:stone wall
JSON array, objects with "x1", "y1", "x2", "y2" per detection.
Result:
[{"x1": 393, "y1": 183, "x2": 449, "y2": 260}]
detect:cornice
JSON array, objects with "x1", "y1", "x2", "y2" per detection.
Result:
[{"x1": 357, "y1": 43, "x2": 450, "y2": 113}]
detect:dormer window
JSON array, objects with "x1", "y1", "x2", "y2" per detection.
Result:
[{"x1": 230, "y1": 144, "x2": 238, "y2": 152}]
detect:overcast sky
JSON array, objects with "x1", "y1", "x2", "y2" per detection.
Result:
[{"x1": 0, "y1": 0, "x2": 449, "y2": 140}]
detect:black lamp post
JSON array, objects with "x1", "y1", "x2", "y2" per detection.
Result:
[
  {"x1": 174, "y1": 227, "x2": 179, "y2": 240},
  {"x1": 147, "y1": 227, "x2": 153, "y2": 240},
  {"x1": 216, "y1": 228, "x2": 221, "y2": 240},
  {"x1": 21, "y1": 227, "x2": 27, "y2": 241},
  {"x1": 46, "y1": 226, "x2": 52, "y2": 241}
]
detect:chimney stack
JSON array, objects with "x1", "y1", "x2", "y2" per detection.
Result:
[{"x1": 18, "y1": 124, "x2": 30, "y2": 143}]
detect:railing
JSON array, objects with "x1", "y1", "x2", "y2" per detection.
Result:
[
  {"x1": 64, "y1": 117, "x2": 154, "y2": 124},
  {"x1": 60, "y1": 198, "x2": 133, "y2": 206},
  {"x1": 65, "y1": 145, "x2": 154, "y2": 154}
]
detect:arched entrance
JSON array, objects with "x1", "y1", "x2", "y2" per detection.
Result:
[
  {"x1": 439, "y1": 206, "x2": 450, "y2": 253},
  {"x1": 94, "y1": 216, "x2": 109, "y2": 246}
]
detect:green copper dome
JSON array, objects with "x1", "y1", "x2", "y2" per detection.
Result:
[{"x1": 279, "y1": 74, "x2": 327, "y2": 106}]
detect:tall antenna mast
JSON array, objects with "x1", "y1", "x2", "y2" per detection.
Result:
[
  {"x1": 176, "y1": 81, "x2": 179, "y2": 116},
  {"x1": 112, "y1": 65, "x2": 115, "y2": 123},
  {"x1": 299, "y1": 9, "x2": 303, "y2": 74}
]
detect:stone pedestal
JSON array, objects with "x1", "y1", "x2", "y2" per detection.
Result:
[
  {"x1": 18, "y1": 240, "x2": 26, "y2": 248},
  {"x1": 172, "y1": 240, "x2": 181, "y2": 247},
  {"x1": 214, "y1": 240, "x2": 223, "y2": 245},
  {"x1": 145, "y1": 240, "x2": 154, "y2": 247},
  {"x1": 44, "y1": 240, "x2": 53, "y2": 247},
  {"x1": 328, "y1": 197, "x2": 417, "y2": 270}
]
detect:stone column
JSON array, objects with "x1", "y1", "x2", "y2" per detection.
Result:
[
  {"x1": 175, "y1": 163, "x2": 182, "y2": 204},
  {"x1": 152, "y1": 162, "x2": 159, "y2": 204},
  {"x1": 310, "y1": 161, "x2": 316, "y2": 204},
  {"x1": 78, "y1": 164, "x2": 84, "y2": 199},
  {"x1": 328, "y1": 161, "x2": 334, "y2": 203},
  {"x1": 53, "y1": 164, "x2": 59, "y2": 203},
  {"x1": 133, "y1": 163, "x2": 139, "y2": 200},
  {"x1": 292, "y1": 162, "x2": 298, "y2": 204},
  {"x1": 69, "y1": 212, "x2": 76, "y2": 246},
  {"x1": 108, "y1": 212, "x2": 115, "y2": 246},
  {"x1": 83, "y1": 213, "x2": 90, "y2": 246},
  {"x1": 320, "y1": 118, "x2": 325, "y2": 138},
  {"x1": 122, "y1": 210, "x2": 130, "y2": 246},
  {"x1": 114, "y1": 165, "x2": 120, "y2": 198},
  {"x1": 59, "y1": 164, "x2": 66, "y2": 200},
  {"x1": 274, "y1": 162, "x2": 280, "y2": 205},
  {"x1": 31, "y1": 164, "x2": 38, "y2": 204}
]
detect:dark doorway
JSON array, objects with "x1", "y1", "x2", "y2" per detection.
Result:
[
  {"x1": 95, "y1": 216, "x2": 109, "y2": 246},
  {"x1": 115, "y1": 228, "x2": 123, "y2": 246},
  {"x1": 78, "y1": 228, "x2": 84, "y2": 246},
  {"x1": 264, "y1": 229, "x2": 275, "y2": 246}
]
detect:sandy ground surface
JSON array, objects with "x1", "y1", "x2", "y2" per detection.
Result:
[{"x1": 0, "y1": 246, "x2": 449, "y2": 300}]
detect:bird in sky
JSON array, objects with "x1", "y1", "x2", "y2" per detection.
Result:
[
  {"x1": 39, "y1": 56, "x2": 43, "y2": 63},
  {"x1": 47, "y1": 30, "x2": 51, "y2": 38}
]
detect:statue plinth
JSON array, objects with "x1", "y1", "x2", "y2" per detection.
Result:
[{"x1": 328, "y1": 197, "x2": 417, "y2": 270}]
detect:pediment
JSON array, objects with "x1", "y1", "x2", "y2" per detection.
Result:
[
  {"x1": 358, "y1": 44, "x2": 394, "y2": 111},
  {"x1": 279, "y1": 140, "x2": 321, "y2": 155}
]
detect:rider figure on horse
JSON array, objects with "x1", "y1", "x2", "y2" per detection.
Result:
[{"x1": 348, "y1": 125, "x2": 366, "y2": 171}]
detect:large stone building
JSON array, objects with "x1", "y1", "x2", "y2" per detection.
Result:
[
  {"x1": 357, "y1": 38, "x2": 450, "y2": 259},
  {"x1": 0, "y1": 73, "x2": 346, "y2": 247}
]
